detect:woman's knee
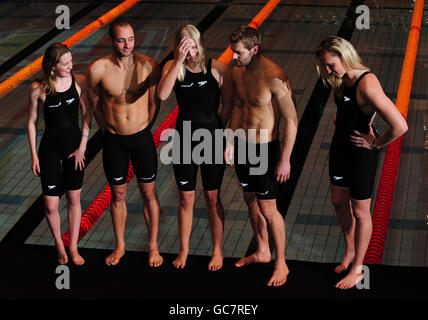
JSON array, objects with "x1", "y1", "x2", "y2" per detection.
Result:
[
  {"x1": 66, "y1": 190, "x2": 81, "y2": 207},
  {"x1": 179, "y1": 191, "x2": 195, "y2": 208},
  {"x1": 351, "y1": 200, "x2": 372, "y2": 223},
  {"x1": 44, "y1": 198, "x2": 59, "y2": 215}
]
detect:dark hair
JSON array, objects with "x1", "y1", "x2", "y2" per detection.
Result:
[
  {"x1": 109, "y1": 19, "x2": 133, "y2": 39},
  {"x1": 229, "y1": 26, "x2": 261, "y2": 51}
]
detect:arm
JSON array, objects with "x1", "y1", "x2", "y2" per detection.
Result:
[
  {"x1": 147, "y1": 58, "x2": 161, "y2": 129},
  {"x1": 157, "y1": 37, "x2": 192, "y2": 101},
  {"x1": 157, "y1": 60, "x2": 180, "y2": 101},
  {"x1": 87, "y1": 62, "x2": 107, "y2": 133},
  {"x1": 212, "y1": 59, "x2": 234, "y2": 127},
  {"x1": 224, "y1": 70, "x2": 243, "y2": 166},
  {"x1": 272, "y1": 77, "x2": 298, "y2": 183},
  {"x1": 27, "y1": 82, "x2": 41, "y2": 176},
  {"x1": 68, "y1": 74, "x2": 92, "y2": 170},
  {"x1": 351, "y1": 75, "x2": 408, "y2": 149}
]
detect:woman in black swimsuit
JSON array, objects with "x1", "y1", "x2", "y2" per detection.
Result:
[
  {"x1": 315, "y1": 36, "x2": 408, "y2": 289},
  {"x1": 158, "y1": 25, "x2": 233, "y2": 271},
  {"x1": 27, "y1": 43, "x2": 91, "y2": 265}
]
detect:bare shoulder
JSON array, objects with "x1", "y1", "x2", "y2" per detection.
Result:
[
  {"x1": 212, "y1": 58, "x2": 230, "y2": 75},
  {"x1": 87, "y1": 57, "x2": 111, "y2": 88},
  {"x1": 264, "y1": 58, "x2": 288, "y2": 83},
  {"x1": 134, "y1": 53, "x2": 159, "y2": 71},
  {"x1": 87, "y1": 56, "x2": 108, "y2": 76},
  {"x1": 358, "y1": 72, "x2": 381, "y2": 91},
  {"x1": 358, "y1": 72, "x2": 385, "y2": 99},
  {"x1": 29, "y1": 80, "x2": 43, "y2": 96}
]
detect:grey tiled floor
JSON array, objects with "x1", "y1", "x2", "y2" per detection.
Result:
[{"x1": 0, "y1": 0, "x2": 427, "y2": 268}]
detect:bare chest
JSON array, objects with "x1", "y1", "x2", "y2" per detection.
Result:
[
  {"x1": 101, "y1": 65, "x2": 150, "y2": 101},
  {"x1": 236, "y1": 73, "x2": 271, "y2": 107}
]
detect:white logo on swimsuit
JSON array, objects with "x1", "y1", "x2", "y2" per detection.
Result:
[
  {"x1": 48, "y1": 185, "x2": 56, "y2": 190},
  {"x1": 181, "y1": 82, "x2": 193, "y2": 88},
  {"x1": 66, "y1": 98, "x2": 75, "y2": 105},
  {"x1": 48, "y1": 101, "x2": 61, "y2": 108},
  {"x1": 344, "y1": 96, "x2": 351, "y2": 102},
  {"x1": 179, "y1": 181, "x2": 189, "y2": 185},
  {"x1": 333, "y1": 176, "x2": 343, "y2": 180},
  {"x1": 198, "y1": 81, "x2": 207, "y2": 87},
  {"x1": 240, "y1": 183, "x2": 248, "y2": 187},
  {"x1": 114, "y1": 177, "x2": 124, "y2": 181},
  {"x1": 256, "y1": 190, "x2": 269, "y2": 195},
  {"x1": 140, "y1": 174, "x2": 155, "y2": 181}
]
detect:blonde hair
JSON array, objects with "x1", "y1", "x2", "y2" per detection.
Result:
[
  {"x1": 41, "y1": 43, "x2": 71, "y2": 95},
  {"x1": 314, "y1": 36, "x2": 368, "y2": 97},
  {"x1": 175, "y1": 24, "x2": 207, "y2": 82}
]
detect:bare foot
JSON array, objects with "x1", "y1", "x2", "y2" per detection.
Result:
[
  {"x1": 208, "y1": 251, "x2": 223, "y2": 271},
  {"x1": 172, "y1": 250, "x2": 188, "y2": 269},
  {"x1": 267, "y1": 261, "x2": 289, "y2": 287},
  {"x1": 235, "y1": 251, "x2": 271, "y2": 268},
  {"x1": 148, "y1": 248, "x2": 163, "y2": 267},
  {"x1": 335, "y1": 269, "x2": 363, "y2": 289},
  {"x1": 105, "y1": 248, "x2": 125, "y2": 266},
  {"x1": 69, "y1": 248, "x2": 85, "y2": 266},
  {"x1": 57, "y1": 251, "x2": 68, "y2": 265},
  {"x1": 335, "y1": 250, "x2": 355, "y2": 273}
]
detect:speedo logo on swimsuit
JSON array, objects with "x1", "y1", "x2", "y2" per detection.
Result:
[
  {"x1": 240, "y1": 183, "x2": 248, "y2": 187},
  {"x1": 48, "y1": 101, "x2": 61, "y2": 108},
  {"x1": 66, "y1": 98, "x2": 75, "y2": 105},
  {"x1": 198, "y1": 81, "x2": 207, "y2": 87},
  {"x1": 114, "y1": 177, "x2": 124, "y2": 182},
  {"x1": 47, "y1": 185, "x2": 56, "y2": 190},
  {"x1": 139, "y1": 174, "x2": 155, "y2": 181},
  {"x1": 344, "y1": 96, "x2": 351, "y2": 102},
  {"x1": 181, "y1": 82, "x2": 193, "y2": 88},
  {"x1": 179, "y1": 181, "x2": 189, "y2": 185},
  {"x1": 333, "y1": 176, "x2": 343, "y2": 181},
  {"x1": 256, "y1": 190, "x2": 269, "y2": 196}
]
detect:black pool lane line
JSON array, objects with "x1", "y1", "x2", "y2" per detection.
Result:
[
  {"x1": 0, "y1": 0, "x2": 104, "y2": 78},
  {"x1": 0, "y1": 1, "x2": 231, "y2": 245}
]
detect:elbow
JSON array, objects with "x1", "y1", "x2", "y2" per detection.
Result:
[
  {"x1": 393, "y1": 120, "x2": 408, "y2": 139},
  {"x1": 401, "y1": 120, "x2": 408, "y2": 135},
  {"x1": 399, "y1": 117, "x2": 408, "y2": 136},
  {"x1": 157, "y1": 91, "x2": 169, "y2": 101},
  {"x1": 156, "y1": 85, "x2": 170, "y2": 101}
]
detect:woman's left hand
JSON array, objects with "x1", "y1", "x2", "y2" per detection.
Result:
[
  {"x1": 350, "y1": 127, "x2": 376, "y2": 149},
  {"x1": 68, "y1": 147, "x2": 86, "y2": 171}
]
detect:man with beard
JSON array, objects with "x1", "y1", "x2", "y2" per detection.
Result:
[
  {"x1": 87, "y1": 19, "x2": 163, "y2": 267},
  {"x1": 225, "y1": 26, "x2": 298, "y2": 286}
]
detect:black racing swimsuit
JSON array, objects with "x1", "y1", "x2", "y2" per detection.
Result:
[
  {"x1": 38, "y1": 74, "x2": 83, "y2": 196},
  {"x1": 329, "y1": 71, "x2": 380, "y2": 200},
  {"x1": 173, "y1": 58, "x2": 225, "y2": 191}
]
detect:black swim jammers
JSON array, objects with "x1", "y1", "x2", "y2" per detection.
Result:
[
  {"x1": 234, "y1": 138, "x2": 281, "y2": 200},
  {"x1": 102, "y1": 126, "x2": 157, "y2": 186}
]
